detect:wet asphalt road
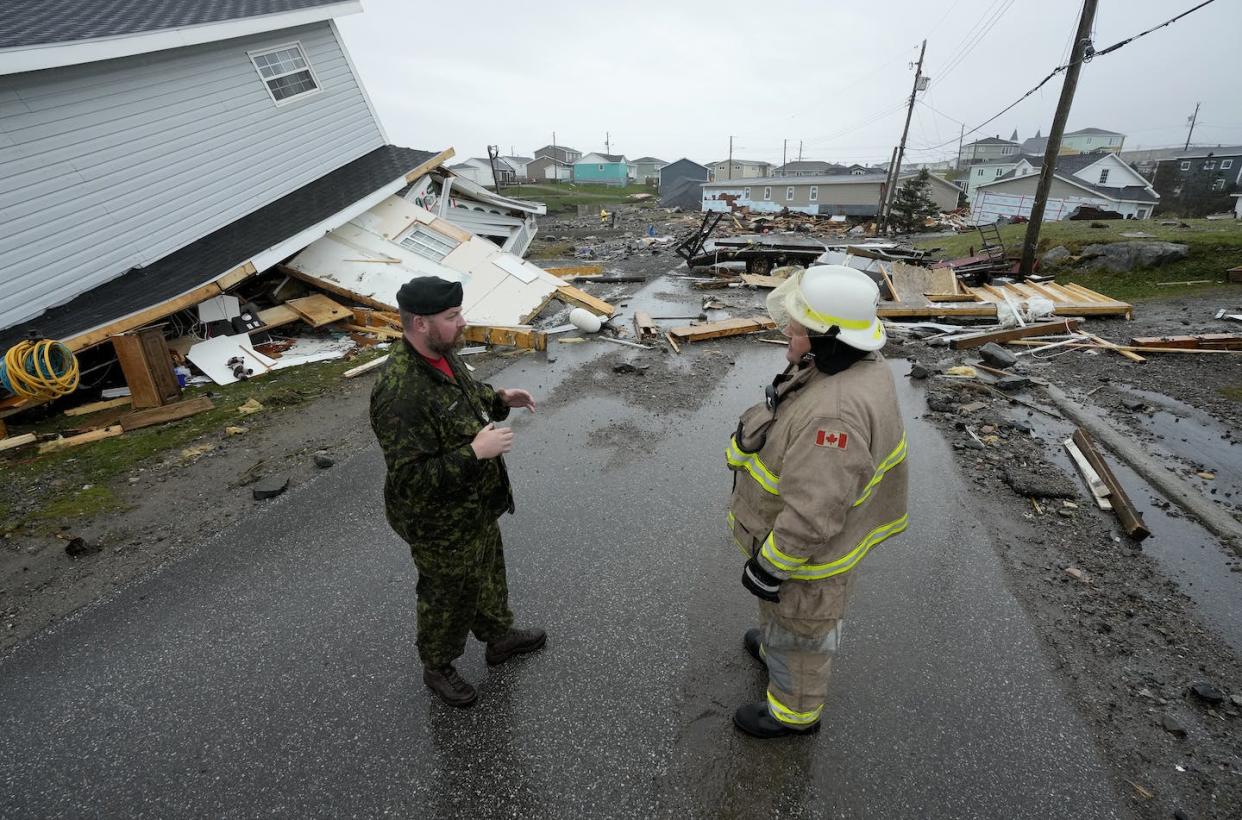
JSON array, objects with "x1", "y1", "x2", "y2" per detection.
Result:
[{"x1": 0, "y1": 285, "x2": 1126, "y2": 818}]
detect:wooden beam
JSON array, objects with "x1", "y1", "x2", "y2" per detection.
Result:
[
  {"x1": 878, "y1": 304, "x2": 998, "y2": 319},
  {"x1": 633, "y1": 311, "x2": 658, "y2": 339},
  {"x1": 462, "y1": 325, "x2": 548, "y2": 351},
  {"x1": 284, "y1": 294, "x2": 353, "y2": 328},
  {"x1": 63, "y1": 397, "x2": 132, "y2": 417},
  {"x1": 1063, "y1": 438, "x2": 1112, "y2": 510},
  {"x1": 342, "y1": 323, "x2": 402, "y2": 339},
  {"x1": 923, "y1": 293, "x2": 979, "y2": 302},
  {"x1": 543, "y1": 264, "x2": 604, "y2": 278},
  {"x1": 403, "y1": 148, "x2": 456, "y2": 183},
  {"x1": 555, "y1": 285, "x2": 616, "y2": 317},
  {"x1": 1084, "y1": 333, "x2": 1145, "y2": 364},
  {"x1": 665, "y1": 331, "x2": 681, "y2": 354},
  {"x1": 1072, "y1": 428, "x2": 1150, "y2": 541},
  {"x1": 37, "y1": 425, "x2": 124, "y2": 454},
  {"x1": 1007, "y1": 340, "x2": 1241, "y2": 355},
  {"x1": 1129, "y1": 334, "x2": 1242, "y2": 350},
  {"x1": 669, "y1": 317, "x2": 776, "y2": 343},
  {"x1": 344, "y1": 355, "x2": 390, "y2": 378},
  {"x1": 949, "y1": 319, "x2": 1083, "y2": 350},
  {"x1": 0, "y1": 433, "x2": 37, "y2": 453},
  {"x1": 119, "y1": 396, "x2": 214, "y2": 432},
  {"x1": 255, "y1": 304, "x2": 301, "y2": 332}
]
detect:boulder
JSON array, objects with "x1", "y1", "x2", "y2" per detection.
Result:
[
  {"x1": 1041, "y1": 245, "x2": 1071, "y2": 267},
  {"x1": 1077, "y1": 241, "x2": 1189, "y2": 273}
]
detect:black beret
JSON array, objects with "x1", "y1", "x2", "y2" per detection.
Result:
[{"x1": 396, "y1": 276, "x2": 463, "y2": 315}]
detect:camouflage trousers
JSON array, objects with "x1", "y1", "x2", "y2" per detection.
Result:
[
  {"x1": 411, "y1": 519, "x2": 514, "y2": 669},
  {"x1": 757, "y1": 573, "x2": 854, "y2": 728}
]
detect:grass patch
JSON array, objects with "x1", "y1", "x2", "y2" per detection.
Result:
[
  {"x1": 527, "y1": 240, "x2": 574, "y2": 260},
  {"x1": 914, "y1": 218, "x2": 1242, "y2": 302},
  {"x1": 26, "y1": 484, "x2": 120, "y2": 525},
  {"x1": 1221, "y1": 386, "x2": 1242, "y2": 403},
  {"x1": 507, "y1": 183, "x2": 657, "y2": 214}
]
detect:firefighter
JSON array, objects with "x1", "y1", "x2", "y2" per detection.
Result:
[{"x1": 726, "y1": 265, "x2": 909, "y2": 738}]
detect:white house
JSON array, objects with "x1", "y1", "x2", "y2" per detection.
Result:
[
  {"x1": 0, "y1": 0, "x2": 454, "y2": 351},
  {"x1": 963, "y1": 160, "x2": 1033, "y2": 198},
  {"x1": 707, "y1": 159, "x2": 773, "y2": 180},
  {"x1": 702, "y1": 172, "x2": 961, "y2": 217},
  {"x1": 448, "y1": 158, "x2": 516, "y2": 188},
  {"x1": 970, "y1": 153, "x2": 1158, "y2": 224}
]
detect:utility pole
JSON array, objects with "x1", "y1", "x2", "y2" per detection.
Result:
[
  {"x1": 798, "y1": 140, "x2": 803, "y2": 161},
  {"x1": 486, "y1": 144, "x2": 503, "y2": 193},
  {"x1": 1019, "y1": 0, "x2": 1097, "y2": 276},
  {"x1": 782, "y1": 138, "x2": 788, "y2": 174},
  {"x1": 605, "y1": 131, "x2": 611, "y2": 154},
  {"x1": 1184, "y1": 102, "x2": 1200, "y2": 150},
  {"x1": 878, "y1": 146, "x2": 899, "y2": 222},
  {"x1": 552, "y1": 131, "x2": 558, "y2": 184},
  {"x1": 955, "y1": 123, "x2": 965, "y2": 171},
  {"x1": 728, "y1": 135, "x2": 734, "y2": 180},
  {"x1": 878, "y1": 38, "x2": 927, "y2": 234}
]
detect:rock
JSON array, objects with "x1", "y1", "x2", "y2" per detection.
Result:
[
  {"x1": 1188, "y1": 681, "x2": 1224, "y2": 704},
  {"x1": 1064, "y1": 566, "x2": 1085, "y2": 580},
  {"x1": 992, "y1": 375, "x2": 1031, "y2": 392},
  {"x1": 978, "y1": 343, "x2": 1019, "y2": 369},
  {"x1": 613, "y1": 363, "x2": 640, "y2": 375},
  {"x1": 1077, "y1": 241, "x2": 1189, "y2": 273},
  {"x1": 313, "y1": 452, "x2": 334, "y2": 469},
  {"x1": 1002, "y1": 467, "x2": 1077, "y2": 499},
  {"x1": 1161, "y1": 714, "x2": 1187, "y2": 737},
  {"x1": 1137, "y1": 688, "x2": 1156, "y2": 700},
  {"x1": 962, "y1": 440, "x2": 985, "y2": 450},
  {"x1": 957, "y1": 401, "x2": 987, "y2": 415},
  {"x1": 909, "y1": 362, "x2": 931, "y2": 380},
  {"x1": 252, "y1": 476, "x2": 290, "y2": 501},
  {"x1": 1041, "y1": 245, "x2": 1071, "y2": 267},
  {"x1": 1123, "y1": 400, "x2": 1146, "y2": 411},
  {"x1": 64, "y1": 537, "x2": 101, "y2": 558},
  {"x1": 926, "y1": 396, "x2": 958, "y2": 413}
]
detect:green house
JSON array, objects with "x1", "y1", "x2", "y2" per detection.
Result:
[{"x1": 573, "y1": 153, "x2": 630, "y2": 186}]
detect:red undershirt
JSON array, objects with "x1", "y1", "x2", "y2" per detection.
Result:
[{"x1": 419, "y1": 352, "x2": 455, "y2": 380}]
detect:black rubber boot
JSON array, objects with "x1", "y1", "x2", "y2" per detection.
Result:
[
  {"x1": 744, "y1": 628, "x2": 764, "y2": 664},
  {"x1": 423, "y1": 665, "x2": 478, "y2": 708},
  {"x1": 485, "y1": 627, "x2": 547, "y2": 666},
  {"x1": 733, "y1": 702, "x2": 821, "y2": 739}
]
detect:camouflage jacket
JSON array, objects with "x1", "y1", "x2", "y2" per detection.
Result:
[{"x1": 370, "y1": 340, "x2": 513, "y2": 546}]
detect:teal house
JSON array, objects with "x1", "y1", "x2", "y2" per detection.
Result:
[{"x1": 573, "y1": 153, "x2": 631, "y2": 186}]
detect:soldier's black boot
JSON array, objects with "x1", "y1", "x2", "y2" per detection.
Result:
[
  {"x1": 733, "y1": 703, "x2": 821, "y2": 739},
  {"x1": 744, "y1": 628, "x2": 764, "y2": 665},
  {"x1": 423, "y1": 664, "x2": 477, "y2": 707},
  {"x1": 485, "y1": 628, "x2": 547, "y2": 665}
]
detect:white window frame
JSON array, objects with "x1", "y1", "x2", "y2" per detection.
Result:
[
  {"x1": 1204, "y1": 160, "x2": 1217, "y2": 170},
  {"x1": 397, "y1": 225, "x2": 461, "y2": 262},
  {"x1": 809, "y1": 186, "x2": 818, "y2": 202},
  {"x1": 249, "y1": 42, "x2": 321, "y2": 106},
  {"x1": 1212, "y1": 178, "x2": 1226, "y2": 191},
  {"x1": 1180, "y1": 160, "x2": 1191, "y2": 170},
  {"x1": 1098, "y1": 169, "x2": 1109, "y2": 184},
  {"x1": 743, "y1": 187, "x2": 751, "y2": 199},
  {"x1": 995, "y1": 168, "x2": 1004, "y2": 178},
  {"x1": 1222, "y1": 159, "x2": 1234, "y2": 170},
  {"x1": 786, "y1": 186, "x2": 795, "y2": 201},
  {"x1": 763, "y1": 187, "x2": 772, "y2": 201}
]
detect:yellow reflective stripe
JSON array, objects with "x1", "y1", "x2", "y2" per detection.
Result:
[
  {"x1": 767, "y1": 690, "x2": 823, "y2": 726},
  {"x1": 801, "y1": 305, "x2": 871, "y2": 331},
  {"x1": 727, "y1": 512, "x2": 751, "y2": 558},
  {"x1": 760, "y1": 531, "x2": 807, "y2": 571},
  {"x1": 725, "y1": 437, "x2": 781, "y2": 496},
  {"x1": 788, "y1": 514, "x2": 909, "y2": 580},
  {"x1": 852, "y1": 432, "x2": 908, "y2": 507}
]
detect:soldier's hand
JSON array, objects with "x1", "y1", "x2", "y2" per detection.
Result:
[{"x1": 471, "y1": 423, "x2": 514, "y2": 459}]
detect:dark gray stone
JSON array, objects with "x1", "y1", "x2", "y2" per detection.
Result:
[
  {"x1": 909, "y1": 362, "x2": 931, "y2": 380},
  {"x1": 1189, "y1": 681, "x2": 1224, "y2": 704},
  {"x1": 64, "y1": 537, "x2": 100, "y2": 558},
  {"x1": 1041, "y1": 246, "x2": 1071, "y2": 267},
  {"x1": 992, "y1": 375, "x2": 1031, "y2": 392},
  {"x1": 979, "y1": 343, "x2": 1019, "y2": 369},
  {"x1": 252, "y1": 476, "x2": 290, "y2": 501},
  {"x1": 1001, "y1": 467, "x2": 1077, "y2": 499},
  {"x1": 1161, "y1": 714, "x2": 1187, "y2": 737},
  {"x1": 312, "y1": 453, "x2": 334, "y2": 469},
  {"x1": 1078, "y1": 241, "x2": 1189, "y2": 273}
]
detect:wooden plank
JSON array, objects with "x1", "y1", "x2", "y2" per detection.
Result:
[
  {"x1": 1072, "y1": 428, "x2": 1150, "y2": 541},
  {"x1": 665, "y1": 331, "x2": 681, "y2": 354},
  {"x1": 342, "y1": 323, "x2": 402, "y2": 339},
  {"x1": 1008, "y1": 340, "x2": 1242, "y2": 354},
  {"x1": 63, "y1": 397, "x2": 132, "y2": 417},
  {"x1": 403, "y1": 147, "x2": 455, "y2": 183},
  {"x1": 285, "y1": 294, "x2": 354, "y2": 328},
  {"x1": 1063, "y1": 438, "x2": 1113, "y2": 510},
  {"x1": 949, "y1": 319, "x2": 1083, "y2": 350},
  {"x1": 119, "y1": 396, "x2": 214, "y2": 432},
  {"x1": 0, "y1": 433, "x2": 37, "y2": 453},
  {"x1": 1085, "y1": 333, "x2": 1145, "y2": 364},
  {"x1": 462, "y1": 325, "x2": 548, "y2": 351},
  {"x1": 877, "y1": 304, "x2": 998, "y2": 319},
  {"x1": 923, "y1": 293, "x2": 979, "y2": 302},
  {"x1": 740, "y1": 273, "x2": 786, "y2": 289},
  {"x1": 877, "y1": 263, "x2": 898, "y2": 303},
  {"x1": 555, "y1": 285, "x2": 616, "y2": 317},
  {"x1": 669, "y1": 317, "x2": 776, "y2": 343},
  {"x1": 344, "y1": 355, "x2": 390, "y2": 378},
  {"x1": 633, "y1": 311, "x2": 658, "y2": 339},
  {"x1": 1129, "y1": 334, "x2": 1242, "y2": 350},
  {"x1": 37, "y1": 425, "x2": 124, "y2": 454},
  {"x1": 256, "y1": 304, "x2": 301, "y2": 331},
  {"x1": 543, "y1": 264, "x2": 604, "y2": 278}
]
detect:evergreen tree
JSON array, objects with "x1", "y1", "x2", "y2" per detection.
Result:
[{"x1": 889, "y1": 169, "x2": 940, "y2": 233}]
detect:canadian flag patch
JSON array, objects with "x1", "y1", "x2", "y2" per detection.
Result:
[{"x1": 815, "y1": 430, "x2": 848, "y2": 449}]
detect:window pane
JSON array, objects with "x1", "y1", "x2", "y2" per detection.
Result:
[{"x1": 268, "y1": 70, "x2": 317, "y2": 101}]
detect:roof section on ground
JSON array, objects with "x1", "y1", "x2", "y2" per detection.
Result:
[
  {"x1": 0, "y1": 0, "x2": 347, "y2": 49},
  {"x1": 0, "y1": 145, "x2": 435, "y2": 349}
]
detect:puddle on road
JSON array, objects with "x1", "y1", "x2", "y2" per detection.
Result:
[{"x1": 1020, "y1": 409, "x2": 1242, "y2": 653}]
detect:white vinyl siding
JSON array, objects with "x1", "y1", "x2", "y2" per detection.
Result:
[
  {"x1": 398, "y1": 225, "x2": 460, "y2": 261},
  {"x1": 249, "y1": 42, "x2": 320, "y2": 105},
  {"x1": 0, "y1": 21, "x2": 384, "y2": 331}
]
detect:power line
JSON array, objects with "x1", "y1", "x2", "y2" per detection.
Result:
[{"x1": 934, "y1": 0, "x2": 1016, "y2": 87}]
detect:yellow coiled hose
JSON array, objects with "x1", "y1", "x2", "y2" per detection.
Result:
[{"x1": 1, "y1": 340, "x2": 80, "y2": 400}]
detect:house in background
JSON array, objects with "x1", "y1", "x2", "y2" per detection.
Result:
[
  {"x1": 658, "y1": 158, "x2": 710, "y2": 210},
  {"x1": 970, "y1": 152, "x2": 1158, "y2": 224},
  {"x1": 534, "y1": 144, "x2": 581, "y2": 164},
  {"x1": 962, "y1": 159, "x2": 1032, "y2": 198},
  {"x1": 1151, "y1": 147, "x2": 1242, "y2": 217},
  {"x1": 526, "y1": 155, "x2": 572, "y2": 182},
  {"x1": 778, "y1": 160, "x2": 841, "y2": 177},
  {"x1": 448, "y1": 158, "x2": 516, "y2": 188},
  {"x1": 707, "y1": 159, "x2": 772, "y2": 180},
  {"x1": 573, "y1": 152, "x2": 630, "y2": 186},
  {"x1": 502, "y1": 156, "x2": 534, "y2": 182},
  {"x1": 958, "y1": 136, "x2": 1020, "y2": 167},
  {"x1": 1062, "y1": 128, "x2": 1125, "y2": 154},
  {"x1": 0, "y1": 0, "x2": 452, "y2": 349},
  {"x1": 630, "y1": 157, "x2": 667, "y2": 184},
  {"x1": 701, "y1": 172, "x2": 960, "y2": 217}
]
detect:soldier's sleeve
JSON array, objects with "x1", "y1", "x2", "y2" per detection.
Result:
[
  {"x1": 476, "y1": 378, "x2": 511, "y2": 422},
  {"x1": 372, "y1": 386, "x2": 485, "y2": 498},
  {"x1": 756, "y1": 416, "x2": 875, "y2": 580}
]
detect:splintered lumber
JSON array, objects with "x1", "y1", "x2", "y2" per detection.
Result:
[
  {"x1": 877, "y1": 303, "x2": 998, "y2": 319},
  {"x1": 1064, "y1": 438, "x2": 1113, "y2": 511},
  {"x1": 543, "y1": 264, "x2": 604, "y2": 278},
  {"x1": 1085, "y1": 333, "x2": 1144, "y2": 363},
  {"x1": 633, "y1": 311, "x2": 658, "y2": 339},
  {"x1": 343, "y1": 323, "x2": 402, "y2": 339},
  {"x1": 665, "y1": 332, "x2": 681, "y2": 354},
  {"x1": 669, "y1": 317, "x2": 776, "y2": 343},
  {"x1": 344, "y1": 355, "x2": 389, "y2": 378},
  {"x1": 1008, "y1": 340, "x2": 1241, "y2": 355},
  {"x1": 1071, "y1": 428, "x2": 1150, "y2": 541},
  {"x1": 462, "y1": 325, "x2": 548, "y2": 351},
  {"x1": 0, "y1": 433, "x2": 38, "y2": 453},
  {"x1": 740, "y1": 273, "x2": 786, "y2": 289},
  {"x1": 1129, "y1": 334, "x2": 1242, "y2": 351},
  {"x1": 949, "y1": 319, "x2": 1083, "y2": 350},
  {"x1": 37, "y1": 425, "x2": 124, "y2": 454},
  {"x1": 63, "y1": 397, "x2": 132, "y2": 417},
  {"x1": 285, "y1": 294, "x2": 353, "y2": 328},
  {"x1": 119, "y1": 396, "x2": 214, "y2": 432},
  {"x1": 255, "y1": 304, "x2": 301, "y2": 332},
  {"x1": 555, "y1": 285, "x2": 616, "y2": 317}
]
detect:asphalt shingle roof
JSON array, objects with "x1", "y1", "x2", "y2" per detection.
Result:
[
  {"x1": 0, "y1": 145, "x2": 438, "y2": 346},
  {"x1": 989, "y1": 154, "x2": 1158, "y2": 203},
  {"x1": 0, "y1": 0, "x2": 344, "y2": 49}
]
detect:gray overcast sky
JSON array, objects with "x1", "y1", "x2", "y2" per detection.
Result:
[{"x1": 337, "y1": 0, "x2": 1241, "y2": 166}]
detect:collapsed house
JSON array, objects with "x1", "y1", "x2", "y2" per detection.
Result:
[{"x1": 701, "y1": 172, "x2": 961, "y2": 217}]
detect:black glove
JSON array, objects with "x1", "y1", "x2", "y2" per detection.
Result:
[{"x1": 742, "y1": 556, "x2": 782, "y2": 603}]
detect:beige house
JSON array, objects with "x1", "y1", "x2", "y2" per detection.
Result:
[
  {"x1": 702, "y1": 172, "x2": 960, "y2": 216},
  {"x1": 707, "y1": 159, "x2": 772, "y2": 180}
]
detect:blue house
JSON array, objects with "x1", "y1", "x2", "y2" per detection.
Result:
[{"x1": 573, "y1": 153, "x2": 629, "y2": 186}]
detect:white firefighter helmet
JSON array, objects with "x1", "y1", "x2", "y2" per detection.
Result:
[{"x1": 766, "y1": 265, "x2": 886, "y2": 351}]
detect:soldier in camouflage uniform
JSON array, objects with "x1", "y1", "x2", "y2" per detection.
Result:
[{"x1": 370, "y1": 276, "x2": 546, "y2": 708}]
